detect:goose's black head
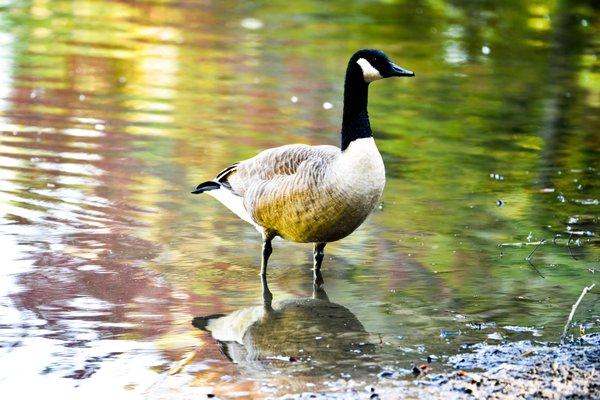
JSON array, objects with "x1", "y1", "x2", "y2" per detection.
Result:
[{"x1": 348, "y1": 49, "x2": 414, "y2": 83}]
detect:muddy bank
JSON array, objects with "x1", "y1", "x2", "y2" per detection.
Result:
[{"x1": 287, "y1": 333, "x2": 599, "y2": 399}]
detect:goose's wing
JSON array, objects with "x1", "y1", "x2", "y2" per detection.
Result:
[
  {"x1": 207, "y1": 144, "x2": 339, "y2": 235},
  {"x1": 224, "y1": 144, "x2": 339, "y2": 196},
  {"x1": 220, "y1": 144, "x2": 339, "y2": 236}
]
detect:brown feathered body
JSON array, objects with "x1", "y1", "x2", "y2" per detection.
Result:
[{"x1": 208, "y1": 137, "x2": 385, "y2": 243}]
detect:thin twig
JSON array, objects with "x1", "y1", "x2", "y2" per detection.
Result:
[
  {"x1": 526, "y1": 238, "x2": 545, "y2": 260},
  {"x1": 525, "y1": 238, "x2": 546, "y2": 278},
  {"x1": 567, "y1": 233, "x2": 578, "y2": 261},
  {"x1": 527, "y1": 259, "x2": 545, "y2": 278},
  {"x1": 560, "y1": 283, "x2": 596, "y2": 344},
  {"x1": 499, "y1": 241, "x2": 546, "y2": 247}
]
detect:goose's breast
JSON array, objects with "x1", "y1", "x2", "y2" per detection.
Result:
[
  {"x1": 333, "y1": 137, "x2": 386, "y2": 202},
  {"x1": 264, "y1": 188, "x2": 381, "y2": 243}
]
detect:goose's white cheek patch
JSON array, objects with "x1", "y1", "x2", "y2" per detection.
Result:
[{"x1": 356, "y1": 58, "x2": 383, "y2": 82}]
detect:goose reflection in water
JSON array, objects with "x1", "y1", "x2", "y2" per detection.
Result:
[{"x1": 192, "y1": 272, "x2": 375, "y2": 374}]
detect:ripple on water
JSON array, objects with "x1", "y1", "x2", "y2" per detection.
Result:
[{"x1": 0, "y1": 1, "x2": 598, "y2": 398}]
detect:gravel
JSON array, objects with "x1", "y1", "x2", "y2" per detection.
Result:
[{"x1": 285, "y1": 333, "x2": 600, "y2": 399}]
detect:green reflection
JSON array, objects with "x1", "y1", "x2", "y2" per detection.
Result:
[{"x1": 0, "y1": 0, "x2": 598, "y2": 397}]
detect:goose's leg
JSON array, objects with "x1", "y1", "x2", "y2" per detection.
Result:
[
  {"x1": 261, "y1": 273, "x2": 273, "y2": 310},
  {"x1": 313, "y1": 242, "x2": 326, "y2": 270},
  {"x1": 312, "y1": 242, "x2": 326, "y2": 287},
  {"x1": 260, "y1": 238, "x2": 273, "y2": 277},
  {"x1": 312, "y1": 270, "x2": 329, "y2": 302}
]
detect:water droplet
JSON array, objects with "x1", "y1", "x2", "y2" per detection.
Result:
[
  {"x1": 240, "y1": 18, "x2": 264, "y2": 30},
  {"x1": 290, "y1": 96, "x2": 298, "y2": 103},
  {"x1": 573, "y1": 198, "x2": 599, "y2": 205},
  {"x1": 79, "y1": 94, "x2": 86, "y2": 101},
  {"x1": 496, "y1": 199, "x2": 505, "y2": 207},
  {"x1": 481, "y1": 45, "x2": 491, "y2": 55},
  {"x1": 29, "y1": 88, "x2": 44, "y2": 99},
  {"x1": 581, "y1": 19, "x2": 589, "y2": 27},
  {"x1": 322, "y1": 102, "x2": 333, "y2": 110},
  {"x1": 440, "y1": 329, "x2": 461, "y2": 338}
]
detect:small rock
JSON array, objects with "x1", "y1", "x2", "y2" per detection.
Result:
[{"x1": 487, "y1": 332, "x2": 503, "y2": 341}]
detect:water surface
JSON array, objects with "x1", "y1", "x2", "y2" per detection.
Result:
[{"x1": 0, "y1": 0, "x2": 598, "y2": 398}]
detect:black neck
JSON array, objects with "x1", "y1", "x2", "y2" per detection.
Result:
[{"x1": 341, "y1": 65, "x2": 371, "y2": 151}]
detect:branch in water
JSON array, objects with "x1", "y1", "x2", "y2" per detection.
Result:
[{"x1": 560, "y1": 283, "x2": 596, "y2": 344}]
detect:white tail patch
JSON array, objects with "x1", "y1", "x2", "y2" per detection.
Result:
[
  {"x1": 208, "y1": 187, "x2": 260, "y2": 230},
  {"x1": 206, "y1": 307, "x2": 265, "y2": 344},
  {"x1": 356, "y1": 58, "x2": 382, "y2": 82}
]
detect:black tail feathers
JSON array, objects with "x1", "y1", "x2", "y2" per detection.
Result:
[
  {"x1": 191, "y1": 314, "x2": 226, "y2": 330},
  {"x1": 191, "y1": 181, "x2": 221, "y2": 194}
]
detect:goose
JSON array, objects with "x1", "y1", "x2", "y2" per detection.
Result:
[{"x1": 192, "y1": 49, "x2": 414, "y2": 280}]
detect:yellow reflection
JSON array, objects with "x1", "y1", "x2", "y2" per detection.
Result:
[
  {"x1": 31, "y1": 0, "x2": 52, "y2": 19},
  {"x1": 527, "y1": 3, "x2": 552, "y2": 31},
  {"x1": 528, "y1": 17, "x2": 551, "y2": 31}
]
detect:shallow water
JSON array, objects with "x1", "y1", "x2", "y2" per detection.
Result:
[{"x1": 0, "y1": 0, "x2": 598, "y2": 398}]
